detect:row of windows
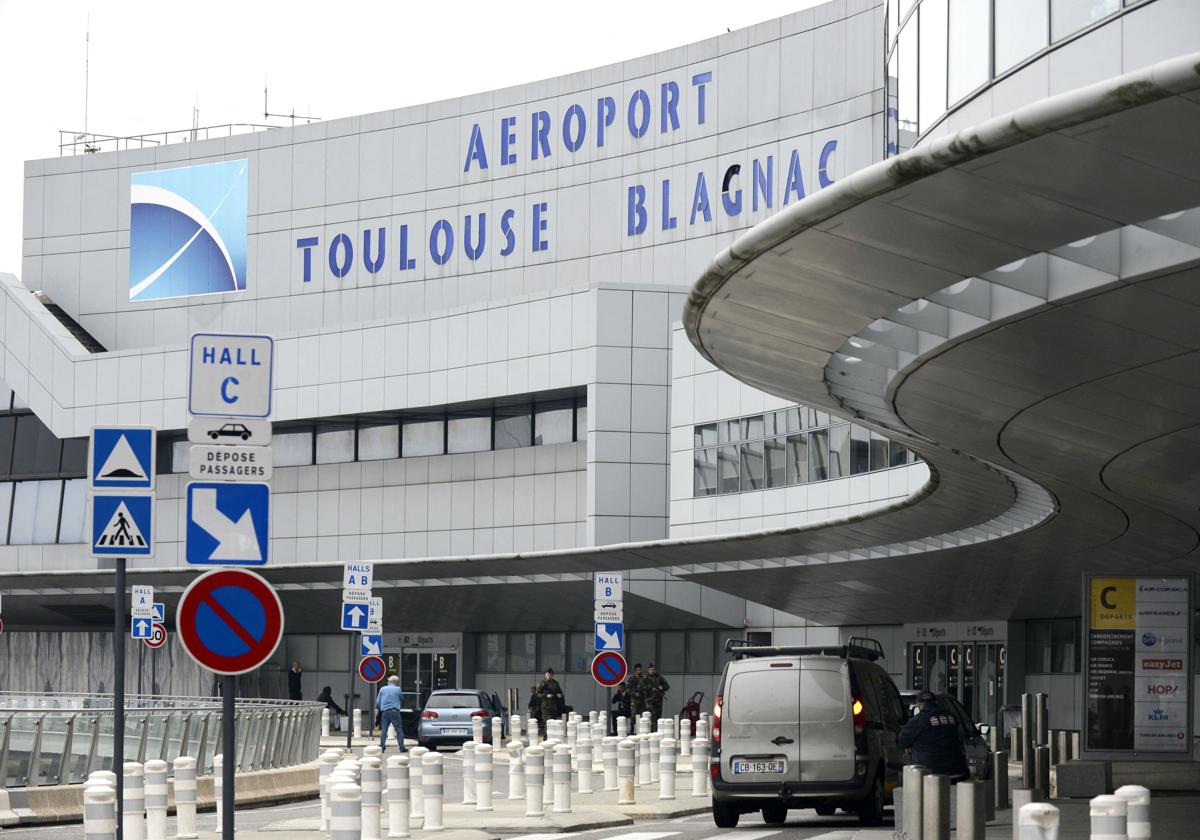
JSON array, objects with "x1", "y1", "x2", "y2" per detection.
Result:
[
  {"x1": 475, "y1": 629, "x2": 737, "y2": 675},
  {"x1": 167, "y1": 397, "x2": 587, "y2": 472},
  {"x1": 887, "y1": 0, "x2": 1149, "y2": 152},
  {"x1": 0, "y1": 478, "x2": 88, "y2": 545},
  {"x1": 693, "y1": 412, "x2": 917, "y2": 497},
  {"x1": 0, "y1": 414, "x2": 88, "y2": 480},
  {"x1": 1025, "y1": 618, "x2": 1080, "y2": 674}
]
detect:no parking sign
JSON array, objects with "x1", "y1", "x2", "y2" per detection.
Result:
[{"x1": 176, "y1": 569, "x2": 283, "y2": 675}]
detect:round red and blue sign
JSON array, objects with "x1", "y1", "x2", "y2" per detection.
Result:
[
  {"x1": 176, "y1": 569, "x2": 283, "y2": 675},
  {"x1": 591, "y1": 651, "x2": 627, "y2": 687},
  {"x1": 359, "y1": 655, "x2": 386, "y2": 683}
]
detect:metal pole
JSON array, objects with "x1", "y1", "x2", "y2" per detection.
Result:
[
  {"x1": 221, "y1": 676, "x2": 235, "y2": 840},
  {"x1": 347, "y1": 633, "x2": 355, "y2": 750},
  {"x1": 138, "y1": 643, "x2": 144, "y2": 698},
  {"x1": 114, "y1": 557, "x2": 126, "y2": 840}
]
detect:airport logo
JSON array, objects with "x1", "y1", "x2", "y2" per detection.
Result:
[
  {"x1": 1141, "y1": 658, "x2": 1185, "y2": 671},
  {"x1": 1148, "y1": 707, "x2": 1169, "y2": 721},
  {"x1": 129, "y1": 159, "x2": 248, "y2": 302}
]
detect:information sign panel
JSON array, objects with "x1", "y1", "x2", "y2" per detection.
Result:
[{"x1": 595, "y1": 572, "x2": 623, "y2": 601}]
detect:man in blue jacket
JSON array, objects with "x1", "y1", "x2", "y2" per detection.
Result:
[
  {"x1": 899, "y1": 691, "x2": 969, "y2": 781},
  {"x1": 377, "y1": 675, "x2": 407, "y2": 752}
]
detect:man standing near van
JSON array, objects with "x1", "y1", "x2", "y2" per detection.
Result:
[
  {"x1": 899, "y1": 691, "x2": 969, "y2": 781},
  {"x1": 644, "y1": 663, "x2": 670, "y2": 723},
  {"x1": 628, "y1": 663, "x2": 646, "y2": 719}
]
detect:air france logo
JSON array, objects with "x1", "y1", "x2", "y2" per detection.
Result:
[{"x1": 129, "y1": 159, "x2": 248, "y2": 302}]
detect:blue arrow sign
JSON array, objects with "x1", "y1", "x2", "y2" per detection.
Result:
[
  {"x1": 342, "y1": 603, "x2": 369, "y2": 632},
  {"x1": 151, "y1": 602, "x2": 165, "y2": 624},
  {"x1": 90, "y1": 426, "x2": 156, "y2": 490},
  {"x1": 595, "y1": 622, "x2": 624, "y2": 652},
  {"x1": 361, "y1": 634, "x2": 383, "y2": 656},
  {"x1": 131, "y1": 617, "x2": 153, "y2": 639},
  {"x1": 186, "y1": 482, "x2": 270, "y2": 566},
  {"x1": 91, "y1": 494, "x2": 154, "y2": 558}
]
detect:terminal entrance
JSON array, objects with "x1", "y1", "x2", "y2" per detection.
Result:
[
  {"x1": 907, "y1": 640, "x2": 1006, "y2": 728},
  {"x1": 386, "y1": 650, "x2": 457, "y2": 708}
]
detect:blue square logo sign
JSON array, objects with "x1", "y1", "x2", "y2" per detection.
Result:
[
  {"x1": 92, "y1": 495, "x2": 154, "y2": 558},
  {"x1": 185, "y1": 482, "x2": 270, "y2": 566},
  {"x1": 129, "y1": 159, "x2": 248, "y2": 302},
  {"x1": 595, "y1": 622, "x2": 624, "y2": 652},
  {"x1": 90, "y1": 426, "x2": 156, "y2": 490}
]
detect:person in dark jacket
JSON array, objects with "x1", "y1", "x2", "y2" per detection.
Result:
[
  {"x1": 317, "y1": 685, "x2": 347, "y2": 730},
  {"x1": 287, "y1": 661, "x2": 303, "y2": 700},
  {"x1": 610, "y1": 681, "x2": 631, "y2": 734},
  {"x1": 899, "y1": 691, "x2": 969, "y2": 781},
  {"x1": 527, "y1": 685, "x2": 543, "y2": 735}
]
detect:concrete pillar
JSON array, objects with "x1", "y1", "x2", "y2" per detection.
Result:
[
  {"x1": 1056, "y1": 730, "x2": 1068, "y2": 766},
  {"x1": 617, "y1": 716, "x2": 628, "y2": 738},
  {"x1": 491, "y1": 717, "x2": 503, "y2": 748},
  {"x1": 696, "y1": 719, "x2": 708, "y2": 742},
  {"x1": 1012, "y1": 790, "x2": 1044, "y2": 840},
  {"x1": 408, "y1": 747, "x2": 427, "y2": 820},
  {"x1": 1019, "y1": 802, "x2": 1060, "y2": 840},
  {"x1": 422, "y1": 752, "x2": 444, "y2": 832},
  {"x1": 649, "y1": 733, "x2": 661, "y2": 783},
  {"x1": 528, "y1": 718, "x2": 540, "y2": 746},
  {"x1": 637, "y1": 735, "x2": 651, "y2": 786},
  {"x1": 923, "y1": 774, "x2": 951, "y2": 840},
  {"x1": 475, "y1": 744, "x2": 494, "y2": 812},
  {"x1": 124, "y1": 761, "x2": 145, "y2": 840},
  {"x1": 323, "y1": 708, "x2": 331, "y2": 738},
  {"x1": 617, "y1": 739, "x2": 636, "y2": 805},
  {"x1": 363, "y1": 745, "x2": 382, "y2": 759},
  {"x1": 330, "y1": 781, "x2": 362, "y2": 840},
  {"x1": 172, "y1": 756, "x2": 198, "y2": 840},
  {"x1": 361, "y1": 756, "x2": 382, "y2": 840},
  {"x1": 542, "y1": 740, "x2": 556, "y2": 805},
  {"x1": 1071, "y1": 731, "x2": 1080, "y2": 762},
  {"x1": 510, "y1": 714, "x2": 523, "y2": 746},
  {"x1": 577, "y1": 738, "x2": 593, "y2": 794},
  {"x1": 602, "y1": 736, "x2": 618, "y2": 791},
  {"x1": 903, "y1": 765, "x2": 929, "y2": 840},
  {"x1": 1034, "y1": 746, "x2": 1051, "y2": 799},
  {"x1": 524, "y1": 746, "x2": 545, "y2": 817},
  {"x1": 552, "y1": 743, "x2": 572, "y2": 814},
  {"x1": 956, "y1": 779, "x2": 985, "y2": 840},
  {"x1": 658, "y1": 737, "x2": 677, "y2": 800},
  {"x1": 1013, "y1": 725, "x2": 1024, "y2": 763},
  {"x1": 1034, "y1": 694, "x2": 1048, "y2": 748},
  {"x1": 320, "y1": 749, "x2": 342, "y2": 831},
  {"x1": 508, "y1": 743, "x2": 525, "y2": 800},
  {"x1": 353, "y1": 708, "x2": 363, "y2": 740},
  {"x1": 691, "y1": 738, "x2": 709, "y2": 797},
  {"x1": 1090, "y1": 794, "x2": 1127, "y2": 840},
  {"x1": 385, "y1": 754, "x2": 410, "y2": 839},
  {"x1": 461, "y1": 741, "x2": 476, "y2": 804},
  {"x1": 993, "y1": 750, "x2": 1009, "y2": 810},
  {"x1": 472, "y1": 715, "x2": 484, "y2": 746},
  {"x1": 84, "y1": 784, "x2": 116, "y2": 840},
  {"x1": 143, "y1": 760, "x2": 168, "y2": 840},
  {"x1": 679, "y1": 717, "x2": 692, "y2": 759},
  {"x1": 1114, "y1": 784, "x2": 1150, "y2": 840},
  {"x1": 566, "y1": 719, "x2": 578, "y2": 752}
]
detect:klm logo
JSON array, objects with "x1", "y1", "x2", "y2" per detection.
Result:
[{"x1": 129, "y1": 159, "x2": 248, "y2": 301}]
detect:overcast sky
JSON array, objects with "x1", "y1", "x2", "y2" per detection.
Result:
[{"x1": 0, "y1": 0, "x2": 826, "y2": 278}]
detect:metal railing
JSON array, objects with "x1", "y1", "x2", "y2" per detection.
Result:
[
  {"x1": 58, "y1": 123, "x2": 279, "y2": 156},
  {"x1": 0, "y1": 693, "x2": 321, "y2": 788}
]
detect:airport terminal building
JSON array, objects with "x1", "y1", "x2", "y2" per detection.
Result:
[{"x1": 2, "y1": 0, "x2": 1198, "y2": 748}]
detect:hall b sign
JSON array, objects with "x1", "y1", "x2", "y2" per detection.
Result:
[{"x1": 1083, "y1": 573, "x2": 1194, "y2": 759}]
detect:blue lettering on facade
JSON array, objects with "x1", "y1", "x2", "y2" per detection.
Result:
[
  {"x1": 627, "y1": 89, "x2": 651, "y2": 139},
  {"x1": 818, "y1": 139, "x2": 837, "y2": 188},
  {"x1": 563, "y1": 104, "x2": 586, "y2": 153},
  {"x1": 363, "y1": 228, "x2": 386, "y2": 274},
  {"x1": 597, "y1": 96, "x2": 616, "y2": 147},
  {"x1": 430, "y1": 219, "x2": 454, "y2": 266},
  {"x1": 721, "y1": 165, "x2": 742, "y2": 217},
  {"x1": 296, "y1": 236, "x2": 319, "y2": 282},
  {"x1": 784, "y1": 149, "x2": 806, "y2": 205},
  {"x1": 628, "y1": 185, "x2": 647, "y2": 236},
  {"x1": 690, "y1": 172, "x2": 712, "y2": 224},
  {"x1": 464, "y1": 123, "x2": 489, "y2": 172},
  {"x1": 329, "y1": 233, "x2": 353, "y2": 278},
  {"x1": 500, "y1": 209, "x2": 516, "y2": 257},
  {"x1": 464, "y1": 213, "x2": 486, "y2": 261},
  {"x1": 532, "y1": 202, "x2": 549, "y2": 252}
]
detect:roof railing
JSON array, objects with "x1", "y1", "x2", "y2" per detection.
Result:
[
  {"x1": 58, "y1": 122, "x2": 281, "y2": 156},
  {"x1": 724, "y1": 635, "x2": 886, "y2": 661}
]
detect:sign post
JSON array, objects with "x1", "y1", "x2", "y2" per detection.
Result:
[
  {"x1": 342, "y1": 562, "x2": 375, "y2": 747},
  {"x1": 593, "y1": 573, "x2": 625, "y2": 716}
]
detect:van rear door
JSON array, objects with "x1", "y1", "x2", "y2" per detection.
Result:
[
  {"x1": 798, "y1": 657, "x2": 855, "y2": 782},
  {"x1": 721, "y1": 660, "x2": 801, "y2": 784}
]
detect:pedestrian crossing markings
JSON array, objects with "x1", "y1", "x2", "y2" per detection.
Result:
[{"x1": 96, "y1": 501, "x2": 148, "y2": 547}]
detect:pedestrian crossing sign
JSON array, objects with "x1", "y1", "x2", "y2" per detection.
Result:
[{"x1": 91, "y1": 494, "x2": 154, "y2": 558}]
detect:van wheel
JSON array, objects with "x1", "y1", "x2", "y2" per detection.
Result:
[
  {"x1": 712, "y1": 799, "x2": 740, "y2": 828},
  {"x1": 761, "y1": 804, "x2": 787, "y2": 824},
  {"x1": 856, "y1": 776, "x2": 885, "y2": 826}
]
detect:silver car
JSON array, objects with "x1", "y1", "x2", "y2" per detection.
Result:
[
  {"x1": 710, "y1": 638, "x2": 906, "y2": 828},
  {"x1": 417, "y1": 689, "x2": 506, "y2": 748}
]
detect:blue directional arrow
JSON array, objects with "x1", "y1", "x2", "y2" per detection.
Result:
[
  {"x1": 361, "y1": 634, "x2": 382, "y2": 656},
  {"x1": 595, "y1": 622, "x2": 624, "y2": 651},
  {"x1": 131, "y1": 617, "x2": 153, "y2": 639},
  {"x1": 342, "y1": 603, "x2": 369, "y2": 631}
]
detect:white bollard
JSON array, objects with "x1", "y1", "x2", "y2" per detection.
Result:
[
  {"x1": 361, "y1": 755, "x2": 383, "y2": 840},
  {"x1": 124, "y1": 761, "x2": 146, "y2": 840},
  {"x1": 143, "y1": 759, "x2": 168, "y2": 840},
  {"x1": 696, "y1": 718, "x2": 708, "y2": 742},
  {"x1": 508, "y1": 743, "x2": 525, "y2": 799},
  {"x1": 528, "y1": 718, "x2": 540, "y2": 746},
  {"x1": 422, "y1": 752, "x2": 444, "y2": 832},
  {"x1": 589, "y1": 710, "x2": 598, "y2": 726},
  {"x1": 87, "y1": 770, "x2": 118, "y2": 790},
  {"x1": 461, "y1": 740, "x2": 477, "y2": 805},
  {"x1": 577, "y1": 738, "x2": 593, "y2": 794},
  {"x1": 553, "y1": 743, "x2": 572, "y2": 813},
  {"x1": 1115, "y1": 785, "x2": 1150, "y2": 840},
  {"x1": 617, "y1": 739, "x2": 636, "y2": 804},
  {"x1": 691, "y1": 738, "x2": 709, "y2": 797},
  {"x1": 542, "y1": 740, "x2": 557, "y2": 805},
  {"x1": 649, "y1": 732, "x2": 661, "y2": 783},
  {"x1": 637, "y1": 735, "x2": 651, "y2": 786},
  {"x1": 475, "y1": 743, "x2": 494, "y2": 812},
  {"x1": 566, "y1": 719, "x2": 578, "y2": 752},
  {"x1": 617, "y1": 716, "x2": 629, "y2": 738},
  {"x1": 679, "y1": 717, "x2": 692, "y2": 759},
  {"x1": 491, "y1": 716, "x2": 503, "y2": 749},
  {"x1": 363, "y1": 744, "x2": 382, "y2": 759},
  {"x1": 173, "y1": 756, "x2": 198, "y2": 840},
  {"x1": 510, "y1": 714, "x2": 523, "y2": 746},
  {"x1": 330, "y1": 781, "x2": 362, "y2": 840},
  {"x1": 1090, "y1": 795, "x2": 1127, "y2": 840},
  {"x1": 212, "y1": 755, "x2": 223, "y2": 834},
  {"x1": 603, "y1": 736, "x2": 619, "y2": 791},
  {"x1": 903, "y1": 765, "x2": 929, "y2": 840},
  {"x1": 408, "y1": 747, "x2": 427, "y2": 820},
  {"x1": 472, "y1": 715, "x2": 484, "y2": 746},
  {"x1": 84, "y1": 784, "x2": 117, "y2": 840},
  {"x1": 323, "y1": 707, "x2": 332, "y2": 738},
  {"x1": 924, "y1": 773, "x2": 951, "y2": 840},
  {"x1": 1019, "y1": 802, "x2": 1060, "y2": 839},
  {"x1": 659, "y1": 737, "x2": 677, "y2": 800},
  {"x1": 592, "y1": 721, "x2": 604, "y2": 744},
  {"x1": 657, "y1": 718, "x2": 672, "y2": 737},
  {"x1": 386, "y1": 754, "x2": 410, "y2": 839},
  {"x1": 525, "y1": 746, "x2": 545, "y2": 817},
  {"x1": 957, "y1": 779, "x2": 985, "y2": 840},
  {"x1": 353, "y1": 708, "x2": 362, "y2": 740},
  {"x1": 319, "y1": 749, "x2": 342, "y2": 832}
]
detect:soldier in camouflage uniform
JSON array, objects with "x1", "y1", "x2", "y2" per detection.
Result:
[
  {"x1": 535, "y1": 668, "x2": 564, "y2": 723},
  {"x1": 644, "y1": 663, "x2": 670, "y2": 723},
  {"x1": 628, "y1": 663, "x2": 646, "y2": 719}
]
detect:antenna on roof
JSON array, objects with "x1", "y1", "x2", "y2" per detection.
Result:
[{"x1": 263, "y1": 80, "x2": 320, "y2": 126}]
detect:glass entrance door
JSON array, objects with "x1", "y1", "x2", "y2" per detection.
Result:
[{"x1": 400, "y1": 651, "x2": 459, "y2": 708}]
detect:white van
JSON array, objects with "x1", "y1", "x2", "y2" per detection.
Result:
[{"x1": 710, "y1": 638, "x2": 906, "y2": 827}]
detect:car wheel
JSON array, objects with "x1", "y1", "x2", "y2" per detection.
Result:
[
  {"x1": 241, "y1": 432, "x2": 249, "y2": 440},
  {"x1": 856, "y1": 776, "x2": 885, "y2": 826},
  {"x1": 761, "y1": 804, "x2": 787, "y2": 825},
  {"x1": 712, "y1": 799, "x2": 739, "y2": 828},
  {"x1": 209, "y1": 431, "x2": 218, "y2": 439},
  {"x1": 815, "y1": 805, "x2": 836, "y2": 816}
]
